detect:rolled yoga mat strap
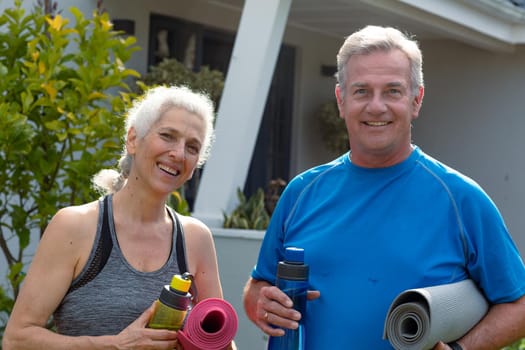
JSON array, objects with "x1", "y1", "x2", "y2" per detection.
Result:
[
  {"x1": 448, "y1": 341, "x2": 464, "y2": 350},
  {"x1": 383, "y1": 279, "x2": 488, "y2": 350}
]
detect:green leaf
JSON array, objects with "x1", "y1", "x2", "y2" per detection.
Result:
[
  {"x1": 222, "y1": 187, "x2": 271, "y2": 230},
  {"x1": 0, "y1": 1, "x2": 141, "y2": 335},
  {"x1": 44, "y1": 119, "x2": 63, "y2": 131}
]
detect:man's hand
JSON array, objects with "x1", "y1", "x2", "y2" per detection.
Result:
[
  {"x1": 433, "y1": 341, "x2": 463, "y2": 350},
  {"x1": 243, "y1": 278, "x2": 320, "y2": 337}
]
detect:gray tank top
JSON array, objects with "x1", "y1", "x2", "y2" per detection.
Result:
[{"x1": 53, "y1": 194, "x2": 188, "y2": 336}]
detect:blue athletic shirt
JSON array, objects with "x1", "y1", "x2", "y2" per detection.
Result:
[{"x1": 252, "y1": 146, "x2": 525, "y2": 349}]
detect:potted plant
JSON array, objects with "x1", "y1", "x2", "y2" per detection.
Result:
[
  {"x1": 222, "y1": 188, "x2": 270, "y2": 231},
  {"x1": 316, "y1": 99, "x2": 349, "y2": 154}
]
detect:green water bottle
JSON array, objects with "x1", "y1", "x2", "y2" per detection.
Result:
[{"x1": 148, "y1": 273, "x2": 193, "y2": 330}]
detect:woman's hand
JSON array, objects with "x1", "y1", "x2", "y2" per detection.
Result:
[{"x1": 115, "y1": 303, "x2": 179, "y2": 350}]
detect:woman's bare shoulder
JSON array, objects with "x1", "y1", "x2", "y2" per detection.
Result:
[
  {"x1": 55, "y1": 200, "x2": 99, "y2": 216},
  {"x1": 177, "y1": 214, "x2": 207, "y2": 228},
  {"x1": 30, "y1": 200, "x2": 102, "y2": 280},
  {"x1": 177, "y1": 214, "x2": 222, "y2": 300},
  {"x1": 43, "y1": 200, "x2": 100, "y2": 241},
  {"x1": 177, "y1": 214, "x2": 212, "y2": 239}
]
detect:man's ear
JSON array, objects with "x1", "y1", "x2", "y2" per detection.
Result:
[
  {"x1": 335, "y1": 84, "x2": 344, "y2": 119},
  {"x1": 126, "y1": 127, "x2": 138, "y2": 155},
  {"x1": 412, "y1": 86, "x2": 425, "y2": 120}
]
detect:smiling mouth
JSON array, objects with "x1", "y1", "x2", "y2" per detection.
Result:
[
  {"x1": 158, "y1": 163, "x2": 180, "y2": 176},
  {"x1": 364, "y1": 121, "x2": 390, "y2": 127}
]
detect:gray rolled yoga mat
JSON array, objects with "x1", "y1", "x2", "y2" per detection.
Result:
[{"x1": 383, "y1": 279, "x2": 489, "y2": 350}]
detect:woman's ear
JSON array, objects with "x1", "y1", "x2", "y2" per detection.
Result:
[{"x1": 126, "y1": 127, "x2": 138, "y2": 155}]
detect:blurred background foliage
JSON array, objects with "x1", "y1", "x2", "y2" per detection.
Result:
[{"x1": 0, "y1": 0, "x2": 139, "y2": 335}]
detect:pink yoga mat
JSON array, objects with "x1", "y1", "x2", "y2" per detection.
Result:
[{"x1": 177, "y1": 298, "x2": 238, "y2": 350}]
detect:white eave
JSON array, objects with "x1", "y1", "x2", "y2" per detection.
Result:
[{"x1": 361, "y1": 0, "x2": 525, "y2": 51}]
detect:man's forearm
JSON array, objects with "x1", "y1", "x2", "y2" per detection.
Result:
[{"x1": 459, "y1": 296, "x2": 525, "y2": 349}]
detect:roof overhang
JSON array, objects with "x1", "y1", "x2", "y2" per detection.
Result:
[
  {"x1": 363, "y1": 0, "x2": 525, "y2": 52},
  {"x1": 209, "y1": 0, "x2": 525, "y2": 52},
  {"x1": 285, "y1": 0, "x2": 525, "y2": 53}
]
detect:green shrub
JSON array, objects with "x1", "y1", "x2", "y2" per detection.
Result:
[
  {"x1": 168, "y1": 190, "x2": 191, "y2": 216},
  {"x1": 223, "y1": 188, "x2": 270, "y2": 230},
  {"x1": 316, "y1": 99, "x2": 349, "y2": 154},
  {"x1": 141, "y1": 58, "x2": 224, "y2": 107},
  {"x1": 0, "y1": 0, "x2": 139, "y2": 335},
  {"x1": 503, "y1": 338, "x2": 525, "y2": 350}
]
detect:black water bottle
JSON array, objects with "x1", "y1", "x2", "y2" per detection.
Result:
[{"x1": 267, "y1": 247, "x2": 309, "y2": 350}]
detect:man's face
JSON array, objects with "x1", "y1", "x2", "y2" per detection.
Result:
[{"x1": 335, "y1": 49, "x2": 424, "y2": 167}]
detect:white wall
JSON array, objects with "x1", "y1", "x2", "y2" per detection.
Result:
[
  {"x1": 414, "y1": 40, "x2": 525, "y2": 254},
  {"x1": 212, "y1": 230, "x2": 267, "y2": 350},
  {"x1": 280, "y1": 26, "x2": 343, "y2": 175}
]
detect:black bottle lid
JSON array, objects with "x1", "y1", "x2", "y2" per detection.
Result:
[
  {"x1": 158, "y1": 284, "x2": 192, "y2": 310},
  {"x1": 277, "y1": 247, "x2": 309, "y2": 281}
]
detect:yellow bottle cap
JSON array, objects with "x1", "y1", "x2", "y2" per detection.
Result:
[{"x1": 170, "y1": 274, "x2": 191, "y2": 293}]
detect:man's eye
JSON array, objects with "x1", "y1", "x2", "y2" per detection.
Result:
[{"x1": 354, "y1": 89, "x2": 367, "y2": 95}]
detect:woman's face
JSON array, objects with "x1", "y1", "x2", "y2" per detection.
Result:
[{"x1": 127, "y1": 107, "x2": 206, "y2": 195}]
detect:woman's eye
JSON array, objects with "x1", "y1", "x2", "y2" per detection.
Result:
[
  {"x1": 187, "y1": 145, "x2": 200, "y2": 155},
  {"x1": 160, "y1": 132, "x2": 173, "y2": 140}
]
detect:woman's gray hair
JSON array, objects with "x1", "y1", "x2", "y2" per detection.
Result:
[
  {"x1": 336, "y1": 25, "x2": 424, "y2": 98},
  {"x1": 92, "y1": 85, "x2": 215, "y2": 195}
]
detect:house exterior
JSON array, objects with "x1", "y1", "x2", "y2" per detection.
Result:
[
  {"x1": 2, "y1": 0, "x2": 525, "y2": 348},
  {"x1": 86, "y1": 0, "x2": 525, "y2": 253}
]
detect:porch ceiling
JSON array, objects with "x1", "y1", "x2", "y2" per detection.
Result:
[{"x1": 209, "y1": 0, "x2": 525, "y2": 52}]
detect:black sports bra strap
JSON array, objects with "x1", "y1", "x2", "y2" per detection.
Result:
[
  {"x1": 173, "y1": 212, "x2": 198, "y2": 302},
  {"x1": 68, "y1": 195, "x2": 113, "y2": 293},
  {"x1": 175, "y1": 215, "x2": 187, "y2": 273}
]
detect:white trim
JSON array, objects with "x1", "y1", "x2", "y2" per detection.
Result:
[
  {"x1": 362, "y1": 0, "x2": 524, "y2": 50},
  {"x1": 212, "y1": 227, "x2": 266, "y2": 240},
  {"x1": 192, "y1": 0, "x2": 293, "y2": 226}
]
